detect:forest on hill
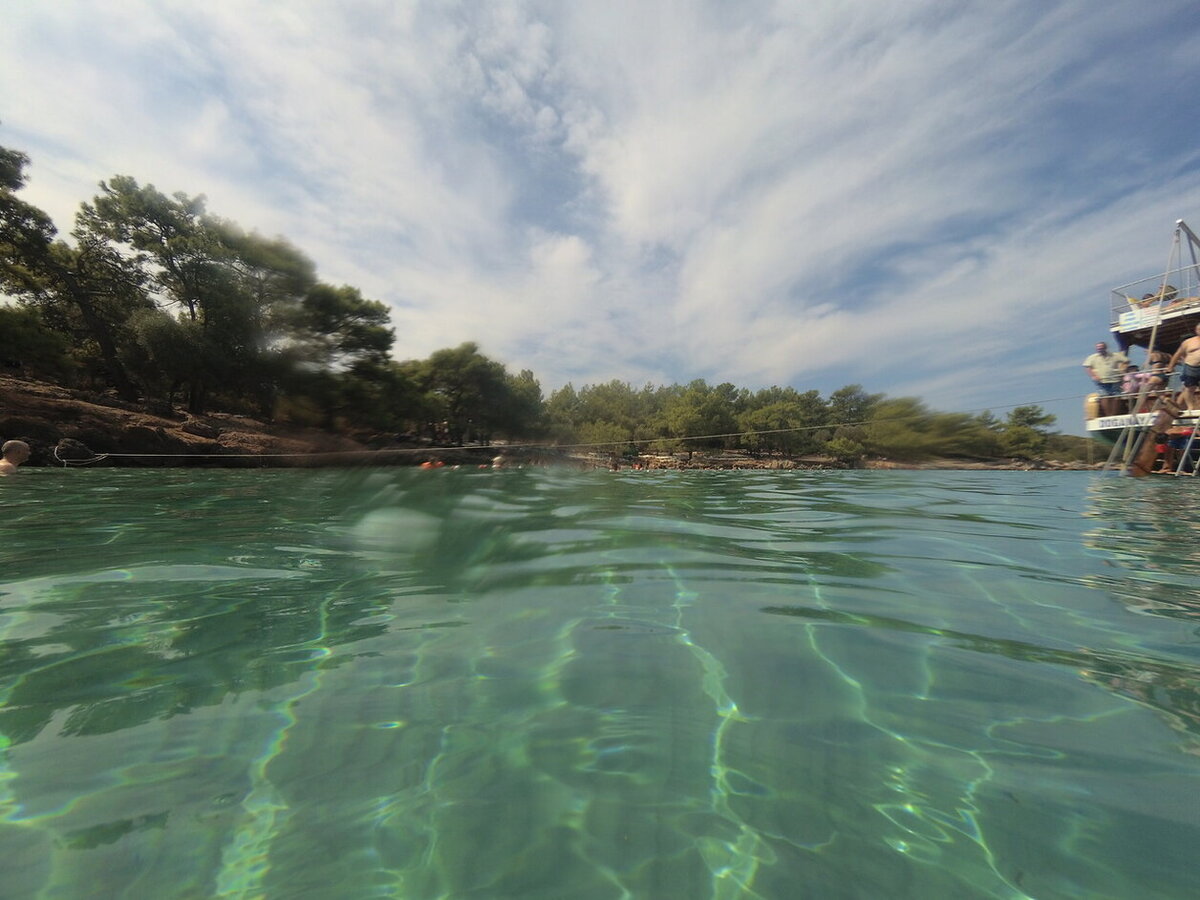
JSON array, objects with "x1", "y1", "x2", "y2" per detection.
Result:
[{"x1": 1, "y1": 140, "x2": 1096, "y2": 463}]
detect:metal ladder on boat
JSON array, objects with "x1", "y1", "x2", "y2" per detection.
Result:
[
  {"x1": 1165, "y1": 420, "x2": 1200, "y2": 476},
  {"x1": 1102, "y1": 395, "x2": 1179, "y2": 476}
]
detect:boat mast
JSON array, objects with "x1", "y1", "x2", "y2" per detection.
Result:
[
  {"x1": 1139, "y1": 226, "x2": 1181, "y2": 361},
  {"x1": 1177, "y1": 219, "x2": 1200, "y2": 277}
]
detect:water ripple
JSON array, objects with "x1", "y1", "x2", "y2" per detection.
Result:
[{"x1": 0, "y1": 468, "x2": 1198, "y2": 898}]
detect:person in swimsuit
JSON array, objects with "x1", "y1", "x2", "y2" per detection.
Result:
[
  {"x1": 1168, "y1": 324, "x2": 1200, "y2": 411},
  {"x1": 1147, "y1": 348, "x2": 1172, "y2": 388}
]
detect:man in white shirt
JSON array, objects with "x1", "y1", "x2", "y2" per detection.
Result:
[{"x1": 1083, "y1": 342, "x2": 1129, "y2": 416}]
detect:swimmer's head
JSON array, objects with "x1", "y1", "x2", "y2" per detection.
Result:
[{"x1": 2, "y1": 440, "x2": 30, "y2": 463}]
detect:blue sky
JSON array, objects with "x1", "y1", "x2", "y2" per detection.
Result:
[{"x1": 6, "y1": 0, "x2": 1200, "y2": 434}]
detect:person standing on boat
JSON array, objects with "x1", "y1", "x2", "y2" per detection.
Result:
[
  {"x1": 1147, "y1": 348, "x2": 1172, "y2": 386},
  {"x1": 0, "y1": 440, "x2": 30, "y2": 475},
  {"x1": 1122, "y1": 366, "x2": 1156, "y2": 412},
  {"x1": 1083, "y1": 342, "x2": 1129, "y2": 416},
  {"x1": 1168, "y1": 324, "x2": 1200, "y2": 411}
]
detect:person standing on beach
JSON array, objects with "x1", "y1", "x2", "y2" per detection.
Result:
[
  {"x1": 1083, "y1": 342, "x2": 1129, "y2": 416},
  {"x1": 0, "y1": 440, "x2": 30, "y2": 475},
  {"x1": 1168, "y1": 324, "x2": 1200, "y2": 411}
]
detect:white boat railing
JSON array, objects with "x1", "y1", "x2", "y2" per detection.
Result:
[
  {"x1": 1111, "y1": 221, "x2": 1200, "y2": 329},
  {"x1": 1109, "y1": 267, "x2": 1200, "y2": 329}
]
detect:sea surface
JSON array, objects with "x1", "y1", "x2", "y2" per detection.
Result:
[{"x1": 1, "y1": 467, "x2": 1198, "y2": 899}]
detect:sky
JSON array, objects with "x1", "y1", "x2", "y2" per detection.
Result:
[{"x1": 6, "y1": 0, "x2": 1200, "y2": 435}]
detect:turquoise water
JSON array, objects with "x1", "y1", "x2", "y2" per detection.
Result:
[{"x1": 1, "y1": 468, "x2": 1198, "y2": 899}]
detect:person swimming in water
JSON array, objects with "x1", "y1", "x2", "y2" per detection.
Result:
[{"x1": 0, "y1": 440, "x2": 31, "y2": 475}]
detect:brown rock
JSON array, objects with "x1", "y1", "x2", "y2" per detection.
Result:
[
  {"x1": 1, "y1": 374, "x2": 370, "y2": 467},
  {"x1": 182, "y1": 420, "x2": 221, "y2": 439}
]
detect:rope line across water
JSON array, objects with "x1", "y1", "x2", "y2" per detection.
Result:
[{"x1": 48, "y1": 392, "x2": 1097, "y2": 465}]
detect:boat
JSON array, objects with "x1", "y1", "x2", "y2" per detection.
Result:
[{"x1": 1086, "y1": 220, "x2": 1200, "y2": 474}]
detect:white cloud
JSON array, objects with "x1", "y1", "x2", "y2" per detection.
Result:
[{"x1": 4, "y1": 0, "x2": 1200, "y2": 433}]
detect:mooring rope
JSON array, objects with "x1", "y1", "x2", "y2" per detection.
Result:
[{"x1": 54, "y1": 444, "x2": 110, "y2": 467}]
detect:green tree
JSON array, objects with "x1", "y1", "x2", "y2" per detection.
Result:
[
  {"x1": 1006, "y1": 405, "x2": 1057, "y2": 431},
  {"x1": 338, "y1": 359, "x2": 422, "y2": 433},
  {"x1": 1044, "y1": 432, "x2": 1104, "y2": 463},
  {"x1": 1, "y1": 150, "x2": 147, "y2": 399},
  {"x1": 77, "y1": 177, "x2": 318, "y2": 412},
  {"x1": 999, "y1": 405, "x2": 1056, "y2": 459},
  {"x1": 575, "y1": 381, "x2": 644, "y2": 436},
  {"x1": 827, "y1": 384, "x2": 882, "y2": 425},
  {"x1": 544, "y1": 383, "x2": 582, "y2": 443},
  {"x1": 298, "y1": 283, "x2": 393, "y2": 368},
  {"x1": 864, "y1": 397, "x2": 937, "y2": 458},
  {"x1": 925, "y1": 411, "x2": 1002, "y2": 458},
  {"x1": 283, "y1": 283, "x2": 397, "y2": 428},
  {"x1": 0, "y1": 304, "x2": 72, "y2": 376},
  {"x1": 501, "y1": 368, "x2": 545, "y2": 438},
  {"x1": 974, "y1": 410, "x2": 1002, "y2": 432},
  {"x1": 738, "y1": 387, "x2": 828, "y2": 454},
  {"x1": 77, "y1": 176, "x2": 213, "y2": 321},
  {"x1": 577, "y1": 420, "x2": 632, "y2": 450},
  {"x1": 547, "y1": 380, "x2": 668, "y2": 448},
  {"x1": 119, "y1": 307, "x2": 203, "y2": 401},
  {"x1": 825, "y1": 434, "x2": 866, "y2": 463},
  {"x1": 416, "y1": 343, "x2": 528, "y2": 443},
  {"x1": 999, "y1": 425, "x2": 1046, "y2": 459},
  {"x1": 661, "y1": 379, "x2": 740, "y2": 449}
]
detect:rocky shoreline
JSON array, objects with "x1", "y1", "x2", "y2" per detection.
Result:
[
  {"x1": 0, "y1": 375, "x2": 576, "y2": 469},
  {"x1": 629, "y1": 453, "x2": 1096, "y2": 471},
  {"x1": 1, "y1": 375, "x2": 371, "y2": 468},
  {"x1": 1, "y1": 375, "x2": 1095, "y2": 471}
]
